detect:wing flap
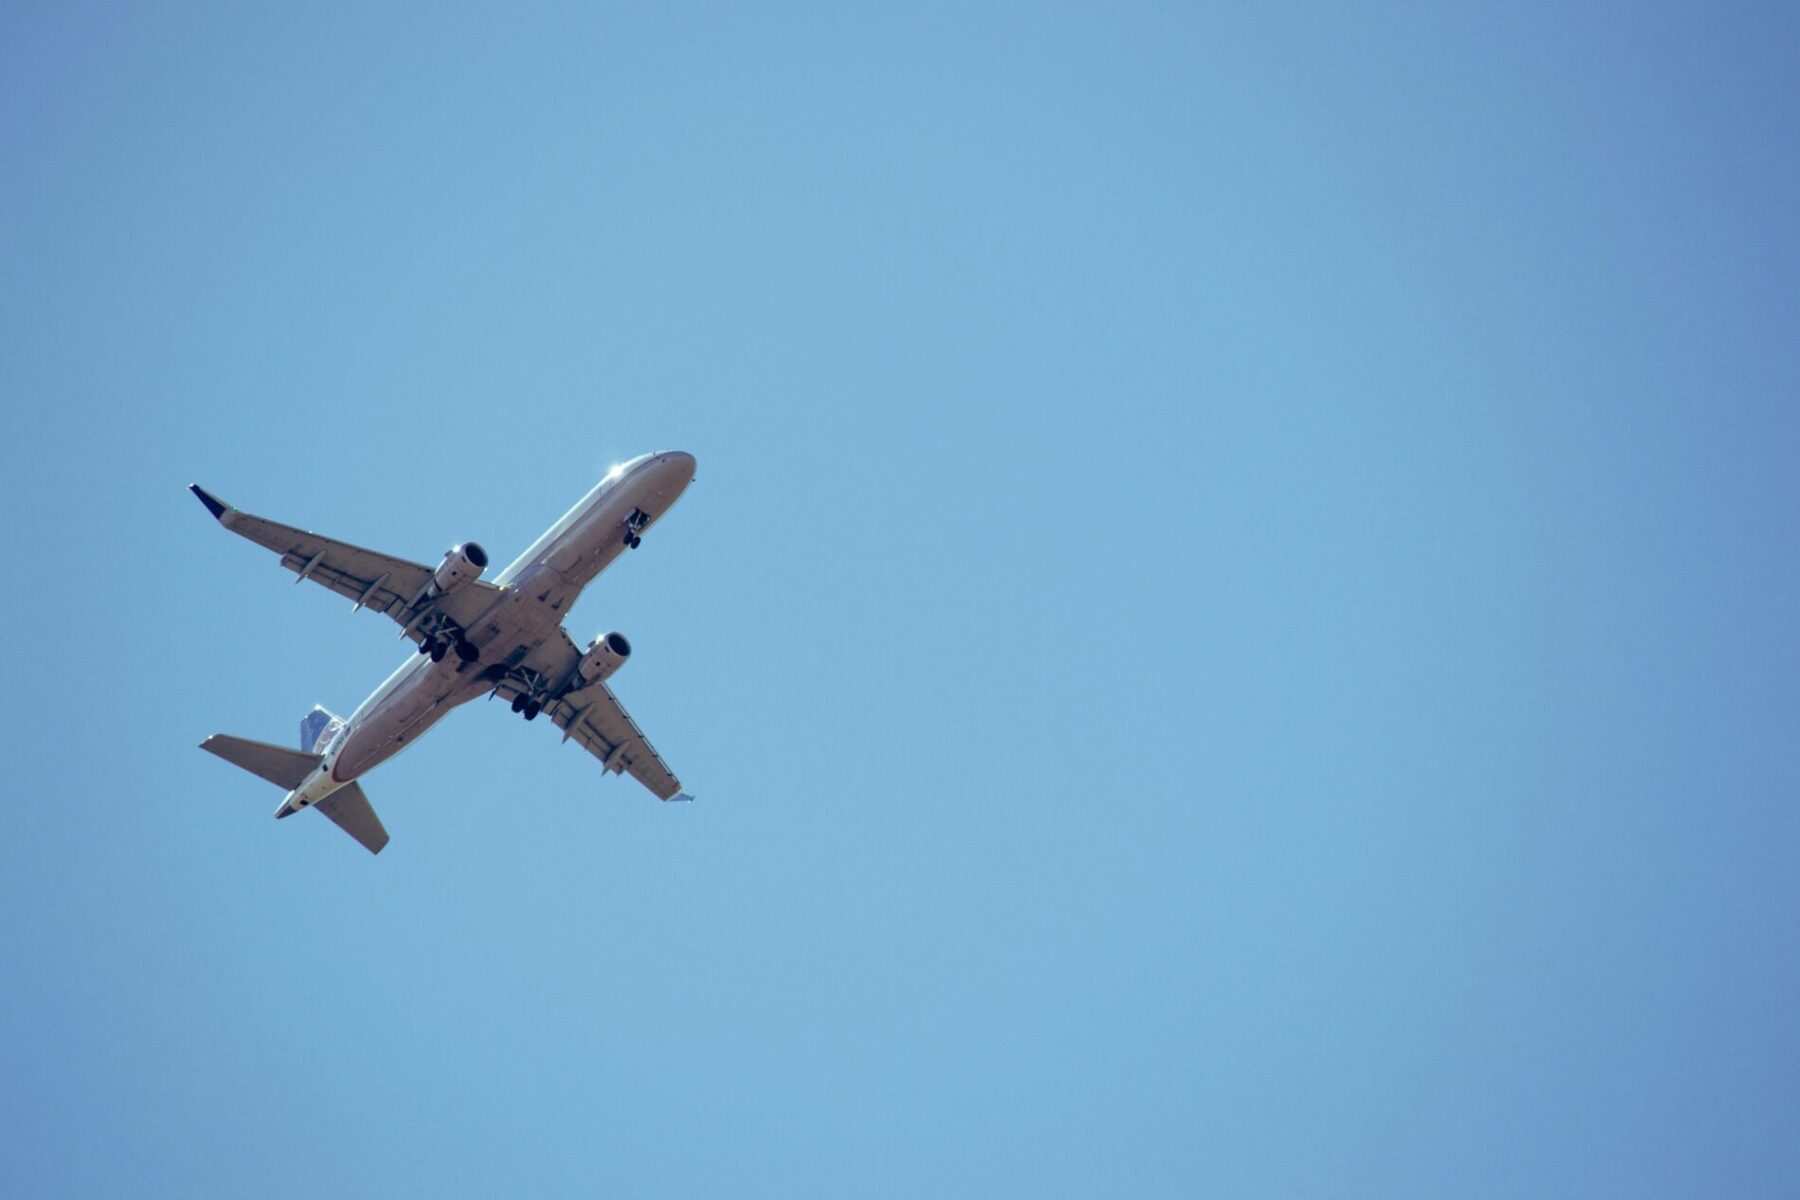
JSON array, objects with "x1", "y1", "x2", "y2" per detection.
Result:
[{"x1": 552, "y1": 681, "x2": 686, "y2": 801}]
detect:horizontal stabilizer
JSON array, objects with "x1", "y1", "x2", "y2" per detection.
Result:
[
  {"x1": 316, "y1": 783, "x2": 389, "y2": 855},
  {"x1": 200, "y1": 735, "x2": 321, "y2": 789}
]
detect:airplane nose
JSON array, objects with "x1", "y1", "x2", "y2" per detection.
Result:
[{"x1": 657, "y1": 450, "x2": 697, "y2": 477}]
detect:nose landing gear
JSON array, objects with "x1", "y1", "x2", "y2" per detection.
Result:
[{"x1": 622, "y1": 507, "x2": 650, "y2": 549}]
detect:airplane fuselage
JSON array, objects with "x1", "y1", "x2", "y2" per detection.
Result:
[{"x1": 280, "y1": 451, "x2": 695, "y2": 814}]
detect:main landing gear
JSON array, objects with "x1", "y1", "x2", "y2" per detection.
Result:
[
  {"x1": 410, "y1": 610, "x2": 478, "y2": 664},
  {"x1": 622, "y1": 507, "x2": 650, "y2": 549},
  {"x1": 418, "y1": 635, "x2": 479, "y2": 664},
  {"x1": 497, "y1": 666, "x2": 552, "y2": 722}
]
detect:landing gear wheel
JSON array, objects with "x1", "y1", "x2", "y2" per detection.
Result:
[
  {"x1": 629, "y1": 535, "x2": 642, "y2": 549},
  {"x1": 416, "y1": 640, "x2": 431, "y2": 656},
  {"x1": 624, "y1": 508, "x2": 650, "y2": 547},
  {"x1": 455, "y1": 639, "x2": 479, "y2": 663},
  {"x1": 523, "y1": 702, "x2": 541, "y2": 721},
  {"x1": 429, "y1": 642, "x2": 447, "y2": 662},
  {"x1": 511, "y1": 694, "x2": 527, "y2": 714}
]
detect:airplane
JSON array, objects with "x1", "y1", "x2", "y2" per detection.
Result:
[{"x1": 190, "y1": 450, "x2": 698, "y2": 855}]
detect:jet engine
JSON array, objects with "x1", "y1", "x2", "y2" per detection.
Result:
[
  {"x1": 432, "y1": 542, "x2": 489, "y2": 593},
  {"x1": 580, "y1": 632, "x2": 632, "y2": 683}
]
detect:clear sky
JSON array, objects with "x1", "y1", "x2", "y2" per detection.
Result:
[{"x1": 4, "y1": 3, "x2": 1797, "y2": 1195}]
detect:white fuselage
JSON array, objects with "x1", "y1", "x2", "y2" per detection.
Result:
[{"x1": 280, "y1": 451, "x2": 695, "y2": 814}]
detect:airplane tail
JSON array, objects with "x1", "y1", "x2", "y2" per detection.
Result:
[{"x1": 198, "y1": 730, "x2": 389, "y2": 855}]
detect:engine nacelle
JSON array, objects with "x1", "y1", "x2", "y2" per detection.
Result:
[
  {"x1": 580, "y1": 631, "x2": 632, "y2": 683},
  {"x1": 432, "y1": 542, "x2": 489, "y2": 593}
]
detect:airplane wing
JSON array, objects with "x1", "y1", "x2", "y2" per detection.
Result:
[
  {"x1": 500, "y1": 628, "x2": 691, "y2": 802},
  {"x1": 189, "y1": 484, "x2": 501, "y2": 641}
]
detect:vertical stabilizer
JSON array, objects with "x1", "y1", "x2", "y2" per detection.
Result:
[{"x1": 300, "y1": 706, "x2": 344, "y2": 753}]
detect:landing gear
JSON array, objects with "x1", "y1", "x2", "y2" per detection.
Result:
[
  {"x1": 413, "y1": 613, "x2": 476, "y2": 665},
  {"x1": 623, "y1": 508, "x2": 649, "y2": 548},
  {"x1": 421, "y1": 636, "x2": 464, "y2": 662},
  {"x1": 495, "y1": 665, "x2": 554, "y2": 722}
]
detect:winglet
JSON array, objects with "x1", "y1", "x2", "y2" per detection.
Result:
[
  {"x1": 188, "y1": 483, "x2": 229, "y2": 520},
  {"x1": 668, "y1": 792, "x2": 695, "y2": 803}
]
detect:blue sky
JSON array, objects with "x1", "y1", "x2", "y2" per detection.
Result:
[{"x1": 4, "y1": 3, "x2": 1797, "y2": 1195}]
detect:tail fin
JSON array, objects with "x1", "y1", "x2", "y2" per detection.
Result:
[
  {"x1": 300, "y1": 706, "x2": 344, "y2": 753},
  {"x1": 200, "y1": 735, "x2": 321, "y2": 788}
]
